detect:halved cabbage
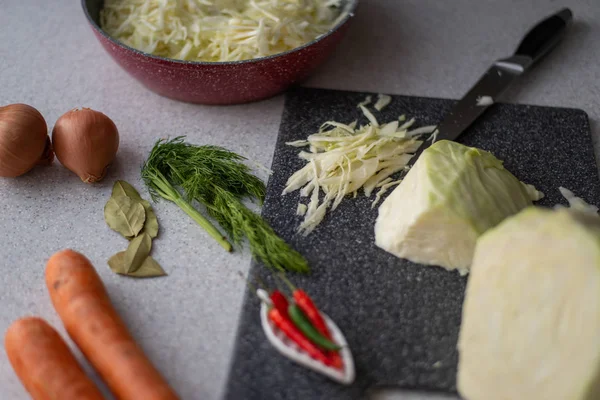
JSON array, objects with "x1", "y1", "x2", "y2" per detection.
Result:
[
  {"x1": 457, "y1": 207, "x2": 600, "y2": 400},
  {"x1": 375, "y1": 140, "x2": 542, "y2": 273}
]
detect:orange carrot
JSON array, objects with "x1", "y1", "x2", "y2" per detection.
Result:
[
  {"x1": 5, "y1": 316, "x2": 104, "y2": 400},
  {"x1": 45, "y1": 249, "x2": 179, "y2": 400}
]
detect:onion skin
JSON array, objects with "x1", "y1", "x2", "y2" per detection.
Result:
[
  {"x1": 52, "y1": 108, "x2": 119, "y2": 183},
  {"x1": 0, "y1": 104, "x2": 52, "y2": 177}
]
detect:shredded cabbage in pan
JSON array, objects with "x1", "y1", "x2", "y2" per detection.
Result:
[
  {"x1": 100, "y1": 0, "x2": 346, "y2": 62},
  {"x1": 283, "y1": 104, "x2": 437, "y2": 235}
]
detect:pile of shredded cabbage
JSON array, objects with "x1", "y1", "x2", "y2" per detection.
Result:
[
  {"x1": 557, "y1": 187, "x2": 599, "y2": 215},
  {"x1": 283, "y1": 103, "x2": 437, "y2": 235},
  {"x1": 100, "y1": 0, "x2": 346, "y2": 62}
]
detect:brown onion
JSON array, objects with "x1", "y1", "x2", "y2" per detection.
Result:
[
  {"x1": 52, "y1": 108, "x2": 119, "y2": 183},
  {"x1": 0, "y1": 104, "x2": 53, "y2": 177}
]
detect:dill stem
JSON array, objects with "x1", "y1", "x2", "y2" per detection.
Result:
[{"x1": 174, "y1": 197, "x2": 232, "y2": 252}]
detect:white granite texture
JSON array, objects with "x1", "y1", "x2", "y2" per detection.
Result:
[{"x1": 0, "y1": 1, "x2": 598, "y2": 399}]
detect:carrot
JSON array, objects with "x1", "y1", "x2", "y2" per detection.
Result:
[
  {"x1": 5, "y1": 316, "x2": 104, "y2": 400},
  {"x1": 45, "y1": 249, "x2": 179, "y2": 400}
]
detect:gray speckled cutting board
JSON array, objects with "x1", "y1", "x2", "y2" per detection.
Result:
[{"x1": 224, "y1": 87, "x2": 600, "y2": 400}]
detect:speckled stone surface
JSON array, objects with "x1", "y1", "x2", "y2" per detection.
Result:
[
  {"x1": 224, "y1": 87, "x2": 600, "y2": 399},
  {"x1": 2, "y1": 1, "x2": 600, "y2": 399}
]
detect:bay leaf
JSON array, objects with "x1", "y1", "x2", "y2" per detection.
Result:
[
  {"x1": 112, "y1": 180, "x2": 143, "y2": 201},
  {"x1": 107, "y1": 252, "x2": 166, "y2": 278},
  {"x1": 104, "y1": 196, "x2": 146, "y2": 238},
  {"x1": 127, "y1": 256, "x2": 167, "y2": 278},
  {"x1": 124, "y1": 232, "x2": 152, "y2": 273},
  {"x1": 112, "y1": 180, "x2": 159, "y2": 239},
  {"x1": 139, "y1": 200, "x2": 159, "y2": 239},
  {"x1": 107, "y1": 251, "x2": 127, "y2": 274}
]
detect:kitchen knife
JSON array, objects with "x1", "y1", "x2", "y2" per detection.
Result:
[{"x1": 404, "y1": 7, "x2": 573, "y2": 169}]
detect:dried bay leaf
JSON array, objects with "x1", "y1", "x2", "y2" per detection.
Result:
[
  {"x1": 124, "y1": 232, "x2": 152, "y2": 273},
  {"x1": 139, "y1": 200, "x2": 159, "y2": 239},
  {"x1": 112, "y1": 180, "x2": 143, "y2": 201},
  {"x1": 128, "y1": 256, "x2": 167, "y2": 277},
  {"x1": 108, "y1": 251, "x2": 127, "y2": 274},
  {"x1": 111, "y1": 180, "x2": 159, "y2": 239},
  {"x1": 104, "y1": 196, "x2": 146, "y2": 238},
  {"x1": 108, "y1": 251, "x2": 166, "y2": 278},
  {"x1": 106, "y1": 180, "x2": 164, "y2": 278}
]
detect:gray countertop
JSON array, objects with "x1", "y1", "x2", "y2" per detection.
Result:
[{"x1": 0, "y1": 1, "x2": 598, "y2": 399}]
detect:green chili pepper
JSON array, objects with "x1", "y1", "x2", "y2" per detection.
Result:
[{"x1": 288, "y1": 303, "x2": 341, "y2": 351}]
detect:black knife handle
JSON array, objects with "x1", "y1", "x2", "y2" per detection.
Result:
[{"x1": 515, "y1": 8, "x2": 573, "y2": 64}]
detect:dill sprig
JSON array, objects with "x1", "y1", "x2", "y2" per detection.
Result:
[
  {"x1": 142, "y1": 148, "x2": 232, "y2": 252},
  {"x1": 141, "y1": 137, "x2": 309, "y2": 274}
]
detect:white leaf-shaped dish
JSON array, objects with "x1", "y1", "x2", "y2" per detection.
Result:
[{"x1": 259, "y1": 291, "x2": 355, "y2": 385}]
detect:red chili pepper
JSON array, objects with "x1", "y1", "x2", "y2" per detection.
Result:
[
  {"x1": 270, "y1": 290, "x2": 289, "y2": 317},
  {"x1": 277, "y1": 274, "x2": 345, "y2": 370},
  {"x1": 278, "y1": 274, "x2": 332, "y2": 339},
  {"x1": 329, "y1": 351, "x2": 343, "y2": 370},
  {"x1": 268, "y1": 308, "x2": 335, "y2": 367},
  {"x1": 294, "y1": 293, "x2": 345, "y2": 370},
  {"x1": 293, "y1": 290, "x2": 331, "y2": 340}
]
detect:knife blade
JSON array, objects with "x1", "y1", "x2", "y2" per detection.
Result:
[{"x1": 404, "y1": 7, "x2": 573, "y2": 169}]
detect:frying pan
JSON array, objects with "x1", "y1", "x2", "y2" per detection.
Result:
[{"x1": 82, "y1": 0, "x2": 359, "y2": 105}]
